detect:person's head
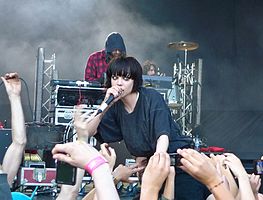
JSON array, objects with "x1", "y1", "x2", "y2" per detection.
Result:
[
  {"x1": 105, "y1": 32, "x2": 126, "y2": 63},
  {"x1": 142, "y1": 60, "x2": 157, "y2": 76},
  {"x1": 105, "y1": 57, "x2": 143, "y2": 94}
]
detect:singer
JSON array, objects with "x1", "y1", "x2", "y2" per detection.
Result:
[{"x1": 68, "y1": 57, "x2": 208, "y2": 200}]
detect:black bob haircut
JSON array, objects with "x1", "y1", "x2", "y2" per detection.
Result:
[{"x1": 105, "y1": 57, "x2": 143, "y2": 92}]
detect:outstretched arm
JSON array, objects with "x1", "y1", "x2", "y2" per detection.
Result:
[
  {"x1": 1, "y1": 72, "x2": 27, "y2": 185},
  {"x1": 224, "y1": 153, "x2": 255, "y2": 200},
  {"x1": 140, "y1": 152, "x2": 170, "y2": 200},
  {"x1": 177, "y1": 148, "x2": 235, "y2": 200},
  {"x1": 52, "y1": 141, "x2": 119, "y2": 200},
  {"x1": 162, "y1": 166, "x2": 175, "y2": 200}
]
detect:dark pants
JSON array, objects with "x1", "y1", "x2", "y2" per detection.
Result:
[{"x1": 175, "y1": 168, "x2": 210, "y2": 200}]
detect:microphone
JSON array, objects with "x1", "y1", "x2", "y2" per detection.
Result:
[{"x1": 97, "y1": 94, "x2": 115, "y2": 115}]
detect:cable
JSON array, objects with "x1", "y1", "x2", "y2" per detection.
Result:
[
  {"x1": 20, "y1": 78, "x2": 34, "y2": 121},
  {"x1": 0, "y1": 77, "x2": 34, "y2": 121}
]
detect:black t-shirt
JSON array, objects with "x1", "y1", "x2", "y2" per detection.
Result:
[{"x1": 97, "y1": 87, "x2": 191, "y2": 157}]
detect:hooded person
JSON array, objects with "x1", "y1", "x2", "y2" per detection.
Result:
[{"x1": 84, "y1": 32, "x2": 126, "y2": 84}]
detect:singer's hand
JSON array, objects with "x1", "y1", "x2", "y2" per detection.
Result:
[
  {"x1": 105, "y1": 86, "x2": 123, "y2": 103},
  {"x1": 97, "y1": 86, "x2": 123, "y2": 115}
]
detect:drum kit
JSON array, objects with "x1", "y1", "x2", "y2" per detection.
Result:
[
  {"x1": 167, "y1": 41, "x2": 200, "y2": 135},
  {"x1": 167, "y1": 41, "x2": 198, "y2": 105},
  {"x1": 142, "y1": 40, "x2": 201, "y2": 135}
]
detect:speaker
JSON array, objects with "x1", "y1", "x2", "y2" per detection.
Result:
[{"x1": 0, "y1": 129, "x2": 12, "y2": 164}]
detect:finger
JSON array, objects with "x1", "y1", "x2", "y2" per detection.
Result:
[
  {"x1": 132, "y1": 166, "x2": 145, "y2": 173},
  {"x1": 106, "y1": 88, "x2": 118, "y2": 99},
  {"x1": 147, "y1": 154, "x2": 154, "y2": 167},
  {"x1": 128, "y1": 163, "x2": 139, "y2": 169},
  {"x1": 5, "y1": 72, "x2": 19, "y2": 80},
  {"x1": 163, "y1": 153, "x2": 170, "y2": 168},
  {"x1": 158, "y1": 152, "x2": 166, "y2": 166},
  {"x1": 180, "y1": 149, "x2": 200, "y2": 166},
  {"x1": 81, "y1": 111, "x2": 93, "y2": 120},
  {"x1": 74, "y1": 106, "x2": 83, "y2": 118},
  {"x1": 100, "y1": 143, "x2": 110, "y2": 156},
  {"x1": 108, "y1": 147, "x2": 116, "y2": 158},
  {"x1": 53, "y1": 154, "x2": 73, "y2": 165},
  {"x1": 152, "y1": 153, "x2": 160, "y2": 166},
  {"x1": 169, "y1": 166, "x2": 176, "y2": 176},
  {"x1": 1, "y1": 76, "x2": 7, "y2": 85},
  {"x1": 52, "y1": 143, "x2": 74, "y2": 155}
]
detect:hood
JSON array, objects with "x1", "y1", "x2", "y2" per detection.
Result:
[{"x1": 105, "y1": 32, "x2": 126, "y2": 62}]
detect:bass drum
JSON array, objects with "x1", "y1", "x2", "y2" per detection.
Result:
[{"x1": 167, "y1": 85, "x2": 181, "y2": 109}]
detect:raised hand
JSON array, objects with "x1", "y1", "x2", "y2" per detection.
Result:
[
  {"x1": 52, "y1": 141, "x2": 101, "y2": 169},
  {"x1": 100, "y1": 143, "x2": 116, "y2": 171},
  {"x1": 73, "y1": 105, "x2": 97, "y2": 141},
  {"x1": 1, "y1": 72, "x2": 21, "y2": 98}
]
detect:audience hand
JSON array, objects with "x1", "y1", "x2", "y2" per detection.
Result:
[
  {"x1": 1, "y1": 72, "x2": 21, "y2": 97},
  {"x1": 141, "y1": 152, "x2": 170, "y2": 193},
  {"x1": 224, "y1": 153, "x2": 255, "y2": 200},
  {"x1": 249, "y1": 173, "x2": 261, "y2": 196},
  {"x1": 73, "y1": 105, "x2": 97, "y2": 141},
  {"x1": 52, "y1": 141, "x2": 101, "y2": 169},
  {"x1": 112, "y1": 163, "x2": 143, "y2": 183},
  {"x1": 135, "y1": 156, "x2": 148, "y2": 181},
  {"x1": 100, "y1": 143, "x2": 116, "y2": 171},
  {"x1": 177, "y1": 148, "x2": 222, "y2": 188},
  {"x1": 210, "y1": 154, "x2": 239, "y2": 197},
  {"x1": 223, "y1": 153, "x2": 247, "y2": 179},
  {"x1": 162, "y1": 166, "x2": 175, "y2": 200}
]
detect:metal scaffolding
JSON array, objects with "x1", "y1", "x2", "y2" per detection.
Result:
[
  {"x1": 167, "y1": 41, "x2": 202, "y2": 136},
  {"x1": 33, "y1": 47, "x2": 56, "y2": 123},
  {"x1": 173, "y1": 58, "x2": 202, "y2": 136}
]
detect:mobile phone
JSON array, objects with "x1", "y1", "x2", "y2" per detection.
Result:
[
  {"x1": 169, "y1": 153, "x2": 182, "y2": 166},
  {"x1": 56, "y1": 161, "x2": 77, "y2": 185},
  {"x1": 125, "y1": 158, "x2": 137, "y2": 177},
  {"x1": 254, "y1": 160, "x2": 263, "y2": 175}
]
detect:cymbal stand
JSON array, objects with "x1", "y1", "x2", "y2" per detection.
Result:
[
  {"x1": 180, "y1": 62, "x2": 195, "y2": 135},
  {"x1": 168, "y1": 41, "x2": 201, "y2": 136},
  {"x1": 172, "y1": 53, "x2": 198, "y2": 136},
  {"x1": 184, "y1": 49, "x2": 188, "y2": 67}
]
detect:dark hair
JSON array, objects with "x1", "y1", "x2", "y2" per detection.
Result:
[
  {"x1": 142, "y1": 60, "x2": 157, "y2": 75},
  {"x1": 105, "y1": 57, "x2": 143, "y2": 92}
]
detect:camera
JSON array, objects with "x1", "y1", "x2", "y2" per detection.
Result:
[
  {"x1": 56, "y1": 161, "x2": 77, "y2": 185},
  {"x1": 125, "y1": 158, "x2": 137, "y2": 177},
  {"x1": 169, "y1": 153, "x2": 182, "y2": 166},
  {"x1": 254, "y1": 160, "x2": 263, "y2": 175}
]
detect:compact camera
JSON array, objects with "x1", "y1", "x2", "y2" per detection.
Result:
[
  {"x1": 254, "y1": 160, "x2": 263, "y2": 175},
  {"x1": 56, "y1": 161, "x2": 77, "y2": 185},
  {"x1": 169, "y1": 153, "x2": 182, "y2": 167},
  {"x1": 125, "y1": 158, "x2": 137, "y2": 177}
]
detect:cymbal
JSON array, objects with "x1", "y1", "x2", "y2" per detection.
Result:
[{"x1": 168, "y1": 41, "x2": 199, "y2": 51}]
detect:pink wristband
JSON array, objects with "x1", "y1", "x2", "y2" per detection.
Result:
[{"x1": 84, "y1": 156, "x2": 108, "y2": 175}]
